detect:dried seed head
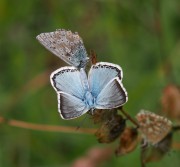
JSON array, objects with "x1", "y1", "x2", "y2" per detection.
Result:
[
  {"x1": 136, "y1": 110, "x2": 172, "y2": 145},
  {"x1": 95, "y1": 113, "x2": 126, "y2": 143},
  {"x1": 115, "y1": 127, "x2": 138, "y2": 156},
  {"x1": 161, "y1": 84, "x2": 180, "y2": 119}
]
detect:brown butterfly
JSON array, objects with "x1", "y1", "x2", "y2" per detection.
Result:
[{"x1": 136, "y1": 110, "x2": 172, "y2": 145}]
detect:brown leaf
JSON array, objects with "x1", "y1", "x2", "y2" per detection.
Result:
[
  {"x1": 115, "y1": 127, "x2": 138, "y2": 156},
  {"x1": 161, "y1": 84, "x2": 180, "y2": 119}
]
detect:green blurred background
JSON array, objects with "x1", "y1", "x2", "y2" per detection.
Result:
[{"x1": 0, "y1": 0, "x2": 180, "y2": 166}]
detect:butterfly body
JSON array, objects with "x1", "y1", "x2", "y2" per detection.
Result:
[{"x1": 84, "y1": 91, "x2": 95, "y2": 108}]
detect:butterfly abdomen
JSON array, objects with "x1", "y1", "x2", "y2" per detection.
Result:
[{"x1": 84, "y1": 91, "x2": 94, "y2": 108}]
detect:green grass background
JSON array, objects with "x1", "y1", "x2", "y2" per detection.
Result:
[{"x1": 0, "y1": 0, "x2": 180, "y2": 166}]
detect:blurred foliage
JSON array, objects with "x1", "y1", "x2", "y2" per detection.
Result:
[{"x1": 0, "y1": 0, "x2": 180, "y2": 166}]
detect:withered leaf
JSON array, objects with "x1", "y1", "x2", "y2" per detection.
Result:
[{"x1": 115, "y1": 127, "x2": 138, "y2": 156}]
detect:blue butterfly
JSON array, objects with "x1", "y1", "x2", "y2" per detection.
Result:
[
  {"x1": 50, "y1": 62, "x2": 128, "y2": 120},
  {"x1": 36, "y1": 29, "x2": 89, "y2": 68}
]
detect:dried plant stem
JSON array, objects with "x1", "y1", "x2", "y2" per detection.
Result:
[
  {"x1": 90, "y1": 49, "x2": 97, "y2": 65},
  {"x1": 140, "y1": 141, "x2": 147, "y2": 167},
  {"x1": 119, "y1": 108, "x2": 139, "y2": 128},
  {"x1": 0, "y1": 116, "x2": 96, "y2": 134}
]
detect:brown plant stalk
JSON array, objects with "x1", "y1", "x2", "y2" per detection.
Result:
[{"x1": 0, "y1": 116, "x2": 96, "y2": 134}]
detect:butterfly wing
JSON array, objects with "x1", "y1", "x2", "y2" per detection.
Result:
[
  {"x1": 88, "y1": 62, "x2": 123, "y2": 98},
  {"x1": 136, "y1": 110, "x2": 172, "y2": 145},
  {"x1": 58, "y1": 92, "x2": 89, "y2": 119},
  {"x1": 50, "y1": 66, "x2": 85, "y2": 99},
  {"x1": 95, "y1": 77, "x2": 128, "y2": 109},
  {"x1": 36, "y1": 29, "x2": 89, "y2": 68}
]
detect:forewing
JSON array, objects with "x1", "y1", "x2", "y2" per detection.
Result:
[
  {"x1": 50, "y1": 66, "x2": 85, "y2": 99},
  {"x1": 88, "y1": 62, "x2": 123, "y2": 98},
  {"x1": 36, "y1": 29, "x2": 89, "y2": 68},
  {"x1": 58, "y1": 92, "x2": 89, "y2": 120},
  {"x1": 95, "y1": 77, "x2": 128, "y2": 109}
]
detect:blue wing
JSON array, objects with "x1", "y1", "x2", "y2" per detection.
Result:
[
  {"x1": 36, "y1": 29, "x2": 89, "y2": 68},
  {"x1": 50, "y1": 66, "x2": 85, "y2": 99},
  {"x1": 58, "y1": 92, "x2": 89, "y2": 119},
  {"x1": 88, "y1": 62, "x2": 123, "y2": 98},
  {"x1": 95, "y1": 77, "x2": 128, "y2": 109}
]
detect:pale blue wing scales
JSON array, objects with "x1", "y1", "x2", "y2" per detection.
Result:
[
  {"x1": 58, "y1": 92, "x2": 89, "y2": 120},
  {"x1": 50, "y1": 66, "x2": 85, "y2": 99},
  {"x1": 36, "y1": 29, "x2": 89, "y2": 68},
  {"x1": 95, "y1": 77, "x2": 128, "y2": 109},
  {"x1": 88, "y1": 62, "x2": 123, "y2": 98}
]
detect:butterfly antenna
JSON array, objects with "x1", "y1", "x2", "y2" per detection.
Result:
[{"x1": 76, "y1": 114, "x2": 89, "y2": 130}]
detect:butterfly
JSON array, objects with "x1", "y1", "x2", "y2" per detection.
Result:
[
  {"x1": 50, "y1": 62, "x2": 128, "y2": 119},
  {"x1": 136, "y1": 110, "x2": 172, "y2": 145},
  {"x1": 36, "y1": 29, "x2": 89, "y2": 68}
]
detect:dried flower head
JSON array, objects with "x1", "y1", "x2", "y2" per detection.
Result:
[
  {"x1": 95, "y1": 113, "x2": 126, "y2": 143},
  {"x1": 161, "y1": 84, "x2": 180, "y2": 119},
  {"x1": 115, "y1": 127, "x2": 138, "y2": 156},
  {"x1": 91, "y1": 109, "x2": 118, "y2": 124},
  {"x1": 136, "y1": 110, "x2": 172, "y2": 145}
]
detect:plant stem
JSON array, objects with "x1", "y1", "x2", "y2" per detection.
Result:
[
  {"x1": 0, "y1": 116, "x2": 96, "y2": 134},
  {"x1": 119, "y1": 107, "x2": 139, "y2": 128}
]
